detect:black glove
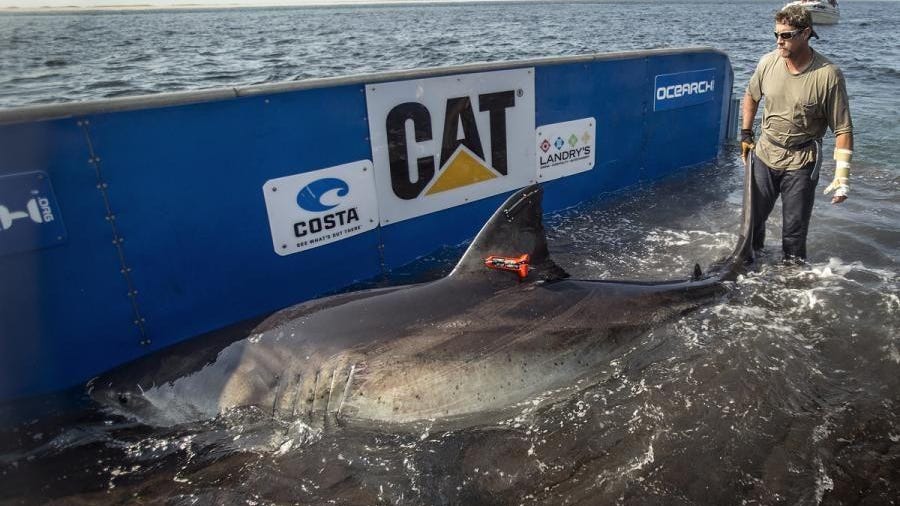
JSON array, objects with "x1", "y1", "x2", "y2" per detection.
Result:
[{"x1": 740, "y1": 129, "x2": 755, "y2": 162}]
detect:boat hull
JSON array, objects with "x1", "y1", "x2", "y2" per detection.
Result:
[
  {"x1": 784, "y1": 1, "x2": 840, "y2": 25},
  {"x1": 809, "y1": 8, "x2": 839, "y2": 25}
]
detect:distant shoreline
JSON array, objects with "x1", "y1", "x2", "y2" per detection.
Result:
[
  {"x1": 2, "y1": 0, "x2": 549, "y2": 14},
  {"x1": 2, "y1": 0, "x2": 896, "y2": 15}
]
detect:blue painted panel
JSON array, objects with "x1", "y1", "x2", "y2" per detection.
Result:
[
  {"x1": 0, "y1": 120, "x2": 138, "y2": 400},
  {"x1": 644, "y1": 53, "x2": 730, "y2": 180},
  {"x1": 0, "y1": 50, "x2": 732, "y2": 403},
  {"x1": 536, "y1": 57, "x2": 649, "y2": 207},
  {"x1": 380, "y1": 192, "x2": 511, "y2": 269},
  {"x1": 82, "y1": 87, "x2": 383, "y2": 356},
  {"x1": 379, "y1": 53, "x2": 729, "y2": 269}
]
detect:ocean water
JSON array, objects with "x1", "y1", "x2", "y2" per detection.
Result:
[{"x1": 0, "y1": 1, "x2": 898, "y2": 504}]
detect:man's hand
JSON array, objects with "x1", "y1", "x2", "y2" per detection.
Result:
[
  {"x1": 741, "y1": 129, "x2": 755, "y2": 165},
  {"x1": 824, "y1": 148, "x2": 852, "y2": 205}
]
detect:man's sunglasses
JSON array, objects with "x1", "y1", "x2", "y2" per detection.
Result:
[{"x1": 774, "y1": 28, "x2": 806, "y2": 40}]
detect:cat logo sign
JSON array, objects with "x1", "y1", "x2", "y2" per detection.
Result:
[{"x1": 366, "y1": 68, "x2": 536, "y2": 225}]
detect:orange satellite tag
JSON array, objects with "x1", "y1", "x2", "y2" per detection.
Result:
[{"x1": 484, "y1": 254, "x2": 530, "y2": 280}]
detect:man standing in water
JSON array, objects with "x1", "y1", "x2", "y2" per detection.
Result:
[{"x1": 741, "y1": 5, "x2": 853, "y2": 262}]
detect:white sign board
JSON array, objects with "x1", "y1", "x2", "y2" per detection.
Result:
[
  {"x1": 535, "y1": 117, "x2": 596, "y2": 182},
  {"x1": 262, "y1": 160, "x2": 378, "y2": 255},
  {"x1": 366, "y1": 68, "x2": 536, "y2": 225}
]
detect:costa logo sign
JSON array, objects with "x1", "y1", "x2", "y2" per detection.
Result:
[
  {"x1": 262, "y1": 161, "x2": 378, "y2": 256},
  {"x1": 366, "y1": 68, "x2": 536, "y2": 225},
  {"x1": 297, "y1": 178, "x2": 350, "y2": 212}
]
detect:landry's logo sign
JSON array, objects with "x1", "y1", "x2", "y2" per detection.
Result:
[
  {"x1": 535, "y1": 117, "x2": 596, "y2": 182},
  {"x1": 538, "y1": 131, "x2": 592, "y2": 167},
  {"x1": 367, "y1": 68, "x2": 536, "y2": 225}
]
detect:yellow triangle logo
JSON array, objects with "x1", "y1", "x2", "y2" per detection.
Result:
[{"x1": 425, "y1": 147, "x2": 497, "y2": 195}]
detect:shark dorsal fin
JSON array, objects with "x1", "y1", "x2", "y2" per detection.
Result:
[{"x1": 450, "y1": 185, "x2": 568, "y2": 281}]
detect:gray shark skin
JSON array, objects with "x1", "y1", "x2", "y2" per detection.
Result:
[{"x1": 89, "y1": 164, "x2": 755, "y2": 430}]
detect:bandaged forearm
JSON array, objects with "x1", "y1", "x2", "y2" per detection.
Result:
[{"x1": 824, "y1": 148, "x2": 852, "y2": 197}]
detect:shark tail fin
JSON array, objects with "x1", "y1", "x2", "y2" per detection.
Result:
[
  {"x1": 450, "y1": 185, "x2": 569, "y2": 281},
  {"x1": 707, "y1": 155, "x2": 756, "y2": 282}
]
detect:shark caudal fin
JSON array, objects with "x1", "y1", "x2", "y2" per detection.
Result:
[
  {"x1": 450, "y1": 185, "x2": 569, "y2": 281},
  {"x1": 708, "y1": 156, "x2": 756, "y2": 282}
]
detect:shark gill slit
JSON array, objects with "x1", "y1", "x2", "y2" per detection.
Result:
[
  {"x1": 325, "y1": 368, "x2": 338, "y2": 416},
  {"x1": 271, "y1": 374, "x2": 282, "y2": 417},
  {"x1": 310, "y1": 371, "x2": 320, "y2": 420},
  {"x1": 275, "y1": 372, "x2": 298, "y2": 418},
  {"x1": 336, "y1": 364, "x2": 356, "y2": 418},
  {"x1": 289, "y1": 373, "x2": 303, "y2": 418}
]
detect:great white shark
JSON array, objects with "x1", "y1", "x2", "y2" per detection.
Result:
[{"x1": 89, "y1": 164, "x2": 755, "y2": 429}]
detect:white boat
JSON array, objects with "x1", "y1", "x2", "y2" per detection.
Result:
[{"x1": 784, "y1": 0, "x2": 840, "y2": 25}]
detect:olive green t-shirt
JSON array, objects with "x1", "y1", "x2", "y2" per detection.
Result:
[{"x1": 747, "y1": 49, "x2": 853, "y2": 170}]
